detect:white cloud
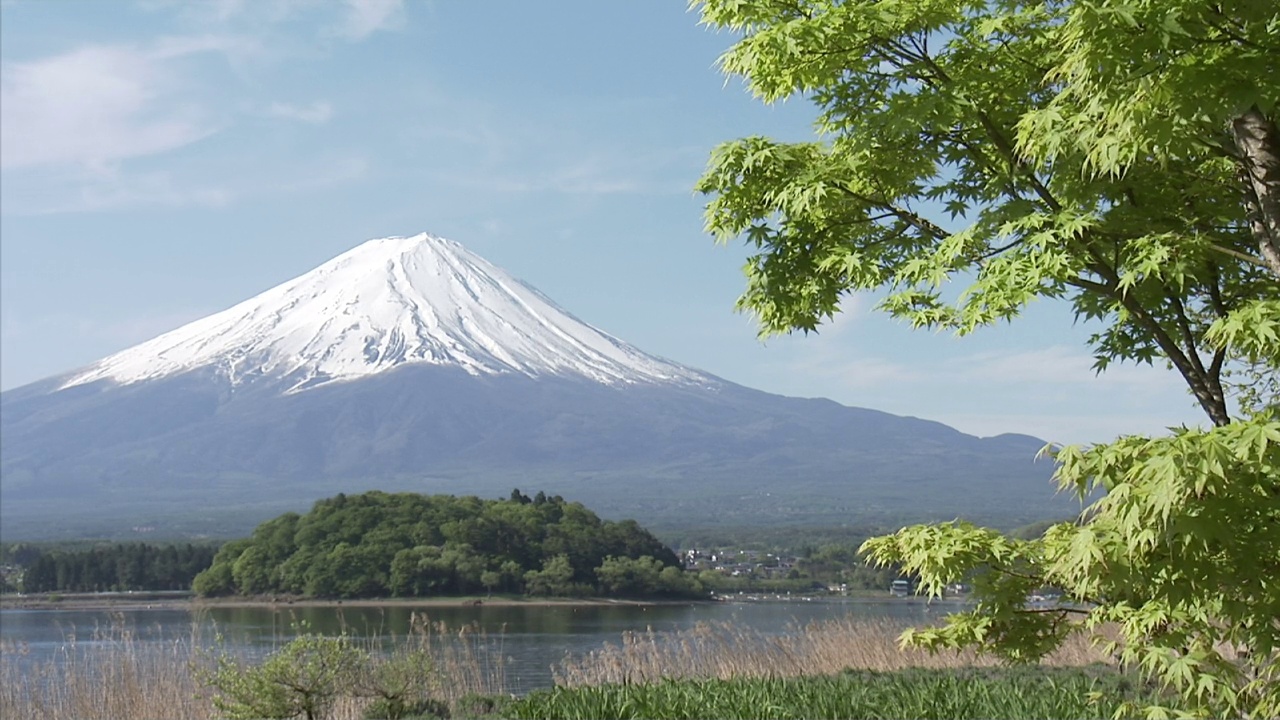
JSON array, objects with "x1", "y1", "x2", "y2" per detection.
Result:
[
  {"x1": 76, "y1": 171, "x2": 232, "y2": 211},
  {"x1": 336, "y1": 0, "x2": 404, "y2": 40},
  {"x1": 0, "y1": 45, "x2": 217, "y2": 170},
  {"x1": 150, "y1": 32, "x2": 259, "y2": 60},
  {"x1": 145, "y1": 0, "x2": 406, "y2": 44},
  {"x1": 775, "y1": 335, "x2": 1185, "y2": 399},
  {"x1": 143, "y1": 0, "x2": 309, "y2": 28},
  {"x1": 436, "y1": 152, "x2": 696, "y2": 197},
  {"x1": 2, "y1": 152, "x2": 367, "y2": 215},
  {"x1": 1, "y1": 166, "x2": 232, "y2": 215},
  {"x1": 748, "y1": 317, "x2": 1203, "y2": 444},
  {"x1": 207, "y1": 0, "x2": 249, "y2": 23},
  {"x1": 952, "y1": 346, "x2": 1183, "y2": 389},
  {"x1": 931, "y1": 411, "x2": 1207, "y2": 446},
  {"x1": 797, "y1": 355, "x2": 921, "y2": 389},
  {"x1": 265, "y1": 100, "x2": 333, "y2": 124}
]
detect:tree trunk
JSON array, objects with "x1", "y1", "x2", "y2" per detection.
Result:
[{"x1": 1232, "y1": 105, "x2": 1280, "y2": 279}]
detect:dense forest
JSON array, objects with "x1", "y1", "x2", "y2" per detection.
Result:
[
  {"x1": 193, "y1": 490, "x2": 704, "y2": 600},
  {"x1": 18, "y1": 543, "x2": 218, "y2": 593}
]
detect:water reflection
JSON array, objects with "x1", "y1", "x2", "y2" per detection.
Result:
[{"x1": 1, "y1": 599, "x2": 940, "y2": 693}]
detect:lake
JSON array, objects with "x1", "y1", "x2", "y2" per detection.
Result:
[{"x1": 0, "y1": 597, "x2": 944, "y2": 693}]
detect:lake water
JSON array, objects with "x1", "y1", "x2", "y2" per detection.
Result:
[{"x1": 0, "y1": 598, "x2": 943, "y2": 693}]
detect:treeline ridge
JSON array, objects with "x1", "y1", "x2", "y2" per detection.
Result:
[{"x1": 20, "y1": 543, "x2": 218, "y2": 593}]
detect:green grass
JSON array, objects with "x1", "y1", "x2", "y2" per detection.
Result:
[{"x1": 501, "y1": 665, "x2": 1174, "y2": 720}]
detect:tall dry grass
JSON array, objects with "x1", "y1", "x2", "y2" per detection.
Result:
[
  {"x1": 0, "y1": 611, "x2": 1116, "y2": 718},
  {"x1": 381, "y1": 614, "x2": 510, "y2": 707},
  {"x1": 0, "y1": 613, "x2": 507, "y2": 720},
  {"x1": 0, "y1": 619, "x2": 213, "y2": 720},
  {"x1": 553, "y1": 617, "x2": 1111, "y2": 687}
]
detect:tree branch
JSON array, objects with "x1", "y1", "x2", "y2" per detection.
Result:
[
  {"x1": 1066, "y1": 262, "x2": 1230, "y2": 425},
  {"x1": 1014, "y1": 606, "x2": 1091, "y2": 616},
  {"x1": 829, "y1": 183, "x2": 951, "y2": 241},
  {"x1": 1207, "y1": 243, "x2": 1272, "y2": 270}
]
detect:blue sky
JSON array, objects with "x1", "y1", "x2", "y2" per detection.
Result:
[{"x1": 0, "y1": 0, "x2": 1207, "y2": 444}]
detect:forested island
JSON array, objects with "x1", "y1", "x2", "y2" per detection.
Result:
[{"x1": 192, "y1": 490, "x2": 705, "y2": 600}]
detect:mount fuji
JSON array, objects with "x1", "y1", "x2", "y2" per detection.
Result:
[
  {"x1": 62, "y1": 234, "x2": 707, "y2": 393},
  {"x1": 1, "y1": 233, "x2": 1069, "y2": 540}
]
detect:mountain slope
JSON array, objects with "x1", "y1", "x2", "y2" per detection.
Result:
[
  {"x1": 0, "y1": 234, "x2": 1068, "y2": 540},
  {"x1": 63, "y1": 234, "x2": 704, "y2": 392}
]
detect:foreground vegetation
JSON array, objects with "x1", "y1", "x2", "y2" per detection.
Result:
[
  {"x1": 1, "y1": 614, "x2": 1160, "y2": 720},
  {"x1": 194, "y1": 490, "x2": 702, "y2": 600},
  {"x1": 509, "y1": 667, "x2": 1169, "y2": 720},
  {"x1": 0, "y1": 615, "x2": 506, "y2": 720},
  {"x1": 695, "y1": 0, "x2": 1279, "y2": 715}
]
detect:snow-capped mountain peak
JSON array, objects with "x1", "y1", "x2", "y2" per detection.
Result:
[{"x1": 63, "y1": 233, "x2": 704, "y2": 392}]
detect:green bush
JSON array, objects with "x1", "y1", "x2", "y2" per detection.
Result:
[
  {"x1": 205, "y1": 634, "x2": 365, "y2": 720},
  {"x1": 354, "y1": 645, "x2": 441, "y2": 720},
  {"x1": 362, "y1": 696, "x2": 449, "y2": 720},
  {"x1": 203, "y1": 628, "x2": 464, "y2": 720}
]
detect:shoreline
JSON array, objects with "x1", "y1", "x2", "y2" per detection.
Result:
[
  {"x1": 0, "y1": 591, "x2": 955, "y2": 613},
  {"x1": 0, "y1": 592, "x2": 710, "y2": 612}
]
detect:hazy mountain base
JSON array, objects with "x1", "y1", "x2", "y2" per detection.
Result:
[
  {"x1": 2, "y1": 366, "x2": 1071, "y2": 541},
  {"x1": 0, "y1": 460, "x2": 1077, "y2": 542},
  {"x1": 0, "y1": 465, "x2": 1076, "y2": 542}
]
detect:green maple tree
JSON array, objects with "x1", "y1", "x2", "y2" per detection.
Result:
[{"x1": 693, "y1": 1, "x2": 1278, "y2": 716}]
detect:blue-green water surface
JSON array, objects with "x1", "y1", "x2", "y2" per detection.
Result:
[{"x1": 1, "y1": 597, "x2": 945, "y2": 693}]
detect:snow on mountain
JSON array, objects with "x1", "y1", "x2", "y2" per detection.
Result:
[{"x1": 63, "y1": 233, "x2": 706, "y2": 393}]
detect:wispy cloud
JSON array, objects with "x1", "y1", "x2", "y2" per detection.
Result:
[
  {"x1": 746, "y1": 313, "x2": 1200, "y2": 443},
  {"x1": 150, "y1": 32, "x2": 259, "y2": 60},
  {"x1": 951, "y1": 346, "x2": 1182, "y2": 389},
  {"x1": 148, "y1": 0, "x2": 406, "y2": 44},
  {"x1": 265, "y1": 100, "x2": 333, "y2": 124},
  {"x1": 12, "y1": 170, "x2": 230, "y2": 215},
  {"x1": 754, "y1": 298, "x2": 925, "y2": 390},
  {"x1": 335, "y1": 0, "x2": 405, "y2": 40},
  {"x1": 773, "y1": 331, "x2": 1184, "y2": 398},
  {"x1": 434, "y1": 150, "x2": 698, "y2": 198},
  {"x1": 0, "y1": 44, "x2": 218, "y2": 170},
  {"x1": 930, "y1": 411, "x2": 1206, "y2": 447},
  {"x1": 2, "y1": 152, "x2": 367, "y2": 216},
  {"x1": 393, "y1": 86, "x2": 705, "y2": 200},
  {"x1": 73, "y1": 170, "x2": 232, "y2": 212},
  {"x1": 0, "y1": 12, "x2": 370, "y2": 216}
]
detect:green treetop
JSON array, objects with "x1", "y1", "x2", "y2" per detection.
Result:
[
  {"x1": 694, "y1": 0, "x2": 1278, "y2": 716},
  {"x1": 193, "y1": 490, "x2": 702, "y2": 601}
]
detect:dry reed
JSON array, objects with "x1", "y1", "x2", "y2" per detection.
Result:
[
  {"x1": 395, "y1": 614, "x2": 509, "y2": 707},
  {"x1": 552, "y1": 616, "x2": 1110, "y2": 688},
  {"x1": 0, "y1": 617, "x2": 213, "y2": 720},
  {"x1": 0, "y1": 612, "x2": 507, "y2": 720},
  {"x1": 0, "y1": 611, "x2": 1115, "y2": 717}
]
